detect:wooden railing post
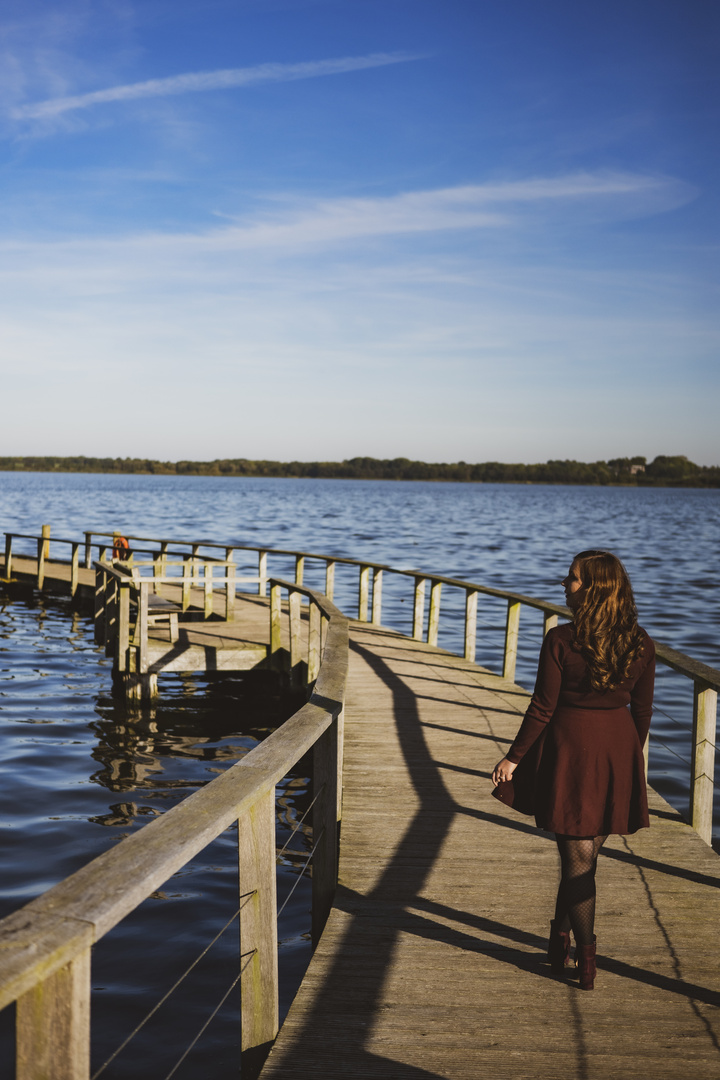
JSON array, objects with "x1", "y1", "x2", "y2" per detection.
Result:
[
  {"x1": 270, "y1": 583, "x2": 282, "y2": 664},
  {"x1": 117, "y1": 582, "x2": 131, "y2": 673},
  {"x1": 238, "y1": 788, "x2": 279, "y2": 1079},
  {"x1": 371, "y1": 568, "x2": 383, "y2": 625},
  {"x1": 288, "y1": 588, "x2": 302, "y2": 686},
  {"x1": 464, "y1": 588, "x2": 478, "y2": 662},
  {"x1": 312, "y1": 718, "x2": 339, "y2": 948},
  {"x1": 503, "y1": 600, "x2": 521, "y2": 682},
  {"x1": 41, "y1": 524, "x2": 51, "y2": 561},
  {"x1": 225, "y1": 560, "x2": 236, "y2": 622},
  {"x1": 16, "y1": 950, "x2": 91, "y2": 1080},
  {"x1": 412, "y1": 576, "x2": 427, "y2": 641},
  {"x1": 4, "y1": 533, "x2": 12, "y2": 580},
  {"x1": 325, "y1": 560, "x2": 335, "y2": 602},
  {"x1": 94, "y1": 566, "x2": 106, "y2": 645},
  {"x1": 294, "y1": 555, "x2": 305, "y2": 586},
  {"x1": 138, "y1": 581, "x2": 149, "y2": 674},
  {"x1": 358, "y1": 565, "x2": 370, "y2": 622},
  {"x1": 690, "y1": 681, "x2": 718, "y2": 845},
  {"x1": 204, "y1": 562, "x2": 213, "y2": 619},
  {"x1": 153, "y1": 550, "x2": 163, "y2": 598},
  {"x1": 427, "y1": 580, "x2": 442, "y2": 647},
  {"x1": 84, "y1": 532, "x2": 93, "y2": 569},
  {"x1": 104, "y1": 573, "x2": 118, "y2": 656},
  {"x1": 182, "y1": 557, "x2": 192, "y2": 611},
  {"x1": 70, "y1": 543, "x2": 80, "y2": 598},
  {"x1": 258, "y1": 550, "x2": 268, "y2": 597},
  {"x1": 543, "y1": 611, "x2": 558, "y2": 636},
  {"x1": 308, "y1": 601, "x2": 321, "y2": 685},
  {"x1": 37, "y1": 536, "x2": 46, "y2": 590}
]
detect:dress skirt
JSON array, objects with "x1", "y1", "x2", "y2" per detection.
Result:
[{"x1": 533, "y1": 705, "x2": 649, "y2": 837}]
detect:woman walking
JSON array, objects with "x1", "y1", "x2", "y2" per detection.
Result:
[{"x1": 492, "y1": 550, "x2": 655, "y2": 990}]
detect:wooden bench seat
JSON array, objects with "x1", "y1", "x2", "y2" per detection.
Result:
[{"x1": 145, "y1": 594, "x2": 180, "y2": 642}]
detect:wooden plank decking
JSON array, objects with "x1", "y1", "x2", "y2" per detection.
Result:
[{"x1": 260, "y1": 621, "x2": 720, "y2": 1079}]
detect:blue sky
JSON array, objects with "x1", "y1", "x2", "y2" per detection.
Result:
[{"x1": 1, "y1": 0, "x2": 718, "y2": 464}]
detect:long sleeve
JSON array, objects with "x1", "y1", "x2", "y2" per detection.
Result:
[
  {"x1": 630, "y1": 636, "x2": 655, "y2": 748},
  {"x1": 506, "y1": 629, "x2": 564, "y2": 764}
]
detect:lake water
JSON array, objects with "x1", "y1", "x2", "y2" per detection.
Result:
[{"x1": 0, "y1": 473, "x2": 718, "y2": 1077}]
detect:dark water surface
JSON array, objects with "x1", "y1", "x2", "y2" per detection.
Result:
[{"x1": 0, "y1": 473, "x2": 718, "y2": 1076}]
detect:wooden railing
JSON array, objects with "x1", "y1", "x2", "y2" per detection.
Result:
[
  {"x1": 93, "y1": 557, "x2": 239, "y2": 698},
  {"x1": 0, "y1": 577, "x2": 347, "y2": 1080},
  {"x1": 3, "y1": 528, "x2": 719, "y2": 843}
]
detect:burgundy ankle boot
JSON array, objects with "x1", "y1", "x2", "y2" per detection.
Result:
[
  {"x1": 575, "y1": 937, "x2": 597, "y2": 990},
  {"x1": 547, "y1": 919, "x2": 572, "y2": 976}
]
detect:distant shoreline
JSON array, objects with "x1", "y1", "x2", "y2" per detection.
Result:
[{"x1": 1, "y1": 454, "x2": 718, "y2": 488}]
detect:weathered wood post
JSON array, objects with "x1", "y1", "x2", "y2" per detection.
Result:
[
  {"x1": 427, "y1": 580, "x2": 442, "y2": 647},
  {"x1": 104, "y1": 573, "x2": 118, "y2": 657},
  {"x1": 464, "y1": 588, "x2": 478, "y2": 662},
  {"x1": 16, "y1": 949, "x2": 91, "y2": 1080},
  {"x1": 270, "y1": 582, "x2": 282, "y2": 667},
  {"x1": 412, "y1": 576, "x2": 427, "y2": 641},
  {"x1": 690, "y1": 681, "x2": 718, "y2": 845},
  {"x1": 294, "y1": 555, "x2": 305, "y2": 587},
  {"x1": 543, "y1": 611, "x2": 558, "y2": 636},
  {"x1": 358, "y1": 565, "x2": 370, "y2": 622},
  {"x1": 84, "y1": 532, "x2": 93, "y2": 569},
  {"x1": 308, "y1": 601, "x2": 321, "y2": 685},
  {"x1": 225, "y1": 559, "x2": 236, "y2": 622},
  {"x1": 37, "y1": 536, "x2": 46, "y2": 590},
  {"x1": 312, "y1": 717, "x2": 339, "y2": 948},
  {"x1": 324, "y1": 560, "x2": 335, "y2": 601},
  {"x1": 503, "y1": 600, "x2": 521, "y2": 682},
  {"x1": 204, "y1": 561, "x2": 213, "y2": 619},
  {"x1": 70, "y1": 543, "x2": 80, "y2": 598},
  {"x1": 137, "y1": 581, "x2": 149, "y2": 675},
  {"x1": 371, "y1": 568, "x2": 383, "y2": 625},
  {"x1": 41, "y1": 524, "x2": 51, "y2": 561},
  {"x1": 182, "y1": 557, "x2": 192, "y2": 611},
  {"x1": 238, "y1": 788, "x2": 279, "y2": 1079},
  {"x1": 153, "y1": 548, "x2": 164, "y2": 598},
  {"x1": 94, "y1": 566, "x2": 106, "y2": 645},
  {"x1": 258, "y1": 550, "x2": 268, "y2": 597},
  {"x1": 3, "y1": 533, "x2": 12, "y2": 580},
  {"x1": 117, "y1": 581, "x2": 131, "y2": 674},
  {"x1": 288, "y1": 588, "x2": 302, "y2": 687}
]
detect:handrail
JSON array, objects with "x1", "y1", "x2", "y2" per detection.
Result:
[
  {"x1": 3, "y1": 528, "x2": 719, "y2": 840},
  {"x1": 0, "y1": 576, "x2": 347, "y2": 1079}
]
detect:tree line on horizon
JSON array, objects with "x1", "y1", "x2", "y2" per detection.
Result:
[{"x1": 0, "y1": 454, "x2": 717, "y2": 487}]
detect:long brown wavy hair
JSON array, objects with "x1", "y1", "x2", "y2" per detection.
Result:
[{"x1": 571, "y1": 550, "x2": 645, "y2": 691}]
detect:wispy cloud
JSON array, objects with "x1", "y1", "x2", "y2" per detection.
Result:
[
  {"x1": 0, "y1": 172, "x2": 692, "y2": 258},
  {"x1": 128, "y1": 172, "x2": 697, "y2": 251},
  {"x1": 11, "y1": 52, "x2": 422, "y2": 120}
]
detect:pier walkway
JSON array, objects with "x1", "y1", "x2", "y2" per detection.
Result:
[
  {"x1": 260, "y1": 621, "x2": 720, "y2": 1079},
  {"x1": 1, "y1": 534, "x2": 719, "y2": 1079}
]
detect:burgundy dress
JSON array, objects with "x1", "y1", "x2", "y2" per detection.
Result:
[{"x1": 506, "y1": 623, "x2": 655, "y2": 837}]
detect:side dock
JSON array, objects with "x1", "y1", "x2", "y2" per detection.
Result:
[{"x1": 0, "y1": 529, "x2": 718, "y2": 1080}]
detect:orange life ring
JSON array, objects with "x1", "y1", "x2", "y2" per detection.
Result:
[{"x1": 112, "y1": 535, "x2": 129, "y2": 560}]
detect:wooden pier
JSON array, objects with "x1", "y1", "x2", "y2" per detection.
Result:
[
  {"x1": 0, "y1": 529, "x2": 718, "y2": 1079},
  {"x1": 260, "y1": 622, "x2": 720, "y2": 1079}
]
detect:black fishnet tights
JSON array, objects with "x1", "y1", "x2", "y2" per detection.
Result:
[{"x1": 554, "y1": 834, "x2": 607, "y2": 946}]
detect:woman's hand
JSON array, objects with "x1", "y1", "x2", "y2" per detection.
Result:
[{"x1": 492, "y1": 757, "x2": 517, "y2": 786}]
